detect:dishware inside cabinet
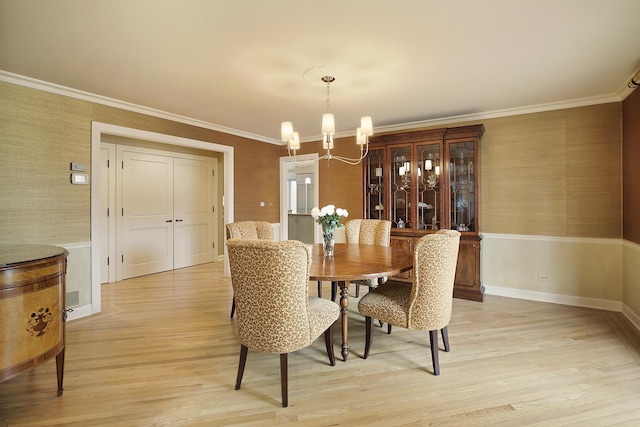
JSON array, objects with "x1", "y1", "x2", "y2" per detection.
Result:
[
  {"x1": 416, "y1": 143, "x2": 442, "y2": 231},
  {"x1": 390, "y1": 146, "x2": 412, "y2": 229},
  {"x1": 365, "y1": 148, "x2": 385, "y2": 220},
  {"x1": 448, "y1": 141, "x2": 476, "y2": 232}
]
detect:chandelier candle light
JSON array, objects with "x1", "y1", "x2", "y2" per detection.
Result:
[
  {"x1": 281, "y1": 70, "x2": 374, "y2": 167},
  {"x1": 311, "y1": 205, "x2": 348, "y2": 257}
]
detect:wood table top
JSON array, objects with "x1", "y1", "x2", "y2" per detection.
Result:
[{"x1": 307, "y1": 243, "x2": 413, "y2": 282}]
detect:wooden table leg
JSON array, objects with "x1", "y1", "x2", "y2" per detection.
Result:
[
  {"x1": 338, "y1": 281, "x2": 349, "y2": 361},
  {"x1": 56, "y1": 347, "x2": 65, "y2": 396}
]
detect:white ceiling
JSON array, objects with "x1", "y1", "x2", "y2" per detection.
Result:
[{"x1": 2, "y1": 0, "x2": 640, "y2": 144}]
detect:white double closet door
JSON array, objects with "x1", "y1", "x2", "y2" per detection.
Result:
[{"x1": 103, "y1": 144, "x2": 217, "y2": 282}]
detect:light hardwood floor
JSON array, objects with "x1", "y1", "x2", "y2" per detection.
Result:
[{"x1": 1, "y1": 261, "x2": 640, "y2": 426}]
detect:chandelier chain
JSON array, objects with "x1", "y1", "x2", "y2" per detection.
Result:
[{"x1": 325, "y1": 77, "x2": 332, "y2": 112}]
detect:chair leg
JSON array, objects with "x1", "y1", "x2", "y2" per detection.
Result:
[
  {"x1": 355, "y1": 283, "x2": 360, "y2": 298},
  {"x1": 429, "y1": 330, "x2": 440, "y2": 376},
  {"x1": 235, "y1": 344, "x2": 248, "y2": 390},
  {"x1": 317, "y1": 281, "x2": 323, "y2": 298},
  {"x1": 441, "y1": 326, "x2": 450, "y2": 352},
  {"x1": 331, "y1": 281, "x2": 338, "y2": 302},
  {"x1": 280, "y1": 353, "x2": 288, "y2": 408},
  {"x1": 374, "y1": 319, "x2": 391, "y2": 334},
  {"x1": 324, "y1": 324, "x2": 336, "y2": 366},
  {"x1": 230, "y1": 296, "x2": 236, "y2": 319},
  {"x1": 364, "y1": 316, "x2": 373, "y2": 359}
]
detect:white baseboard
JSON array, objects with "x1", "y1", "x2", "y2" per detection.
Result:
[
  {"x1": 484, "y1": 284, "x2": 623, "y2": 312},
  {"x1": 66, "y1": 304, "x2": 93, "y2": 321},
  {"x1": 622, "y1": 303, "x2": 640, "y2": 332}
]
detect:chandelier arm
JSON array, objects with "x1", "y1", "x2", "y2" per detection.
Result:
[
  {"x1": 287, "y1": 146, "x2": 327, "y2": 168},
  {"x1": 328, "y1": 144, "x2": 370, "y2": 165}
]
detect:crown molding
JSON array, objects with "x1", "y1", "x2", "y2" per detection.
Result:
[
  {"x1": 373, "y1": 93, "x2": 623, "y2": 135},
  {"x1": 2, "y1": 70, "x2": 625, "y2": 146},
  {"x1": 0, "y1": 70, "x2": 280, "y2": 145}
]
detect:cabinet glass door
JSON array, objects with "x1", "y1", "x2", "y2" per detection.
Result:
[
  {"x1": 448, "y1": 141, "x2": 475, "y2": 232},
  {"x1": 417, "y1": 143, "x2": 442, "y2": 230},
  {"x1": 365, "y1": 148, "x2": 385, "y2": 219},
  {"x1": 390, "y1": 146, "x2": 412, "y2": 229}
]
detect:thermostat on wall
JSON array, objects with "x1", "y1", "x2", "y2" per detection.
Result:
[
  {"x1": 70, "y1": 173, "x2": 89, "y2": 185},
  {"x1": 70, "y1": 162, "x2": 86, "y2": 171}
]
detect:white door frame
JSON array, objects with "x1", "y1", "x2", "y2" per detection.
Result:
[
  {"x1": 279, "y1": 154, "x2": 320, "y2": 243},
  {"x1": 91, "y1": 121, "x2": 234, "y2": 315}
]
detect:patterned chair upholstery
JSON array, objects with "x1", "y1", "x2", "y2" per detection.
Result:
[
  {"x1": 225, "y1": 221, "x2": 273, "y2": 318},
  {"x1": 227, "y1": 238, "x2": 340, "y2": 407},
  {"x1": 357, "y1": 230, "x2": 461, "y2": 375},
  {"x1": 226, "y1": 221, "x2": 273, "y2": 240},
  {"x1": 340, "y1": 219, "x2": 391, "y2": 299}
]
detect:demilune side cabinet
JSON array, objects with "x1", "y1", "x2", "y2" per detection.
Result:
[{"x1": 363, "y1": 124, "x2": 484, "y2": 301}]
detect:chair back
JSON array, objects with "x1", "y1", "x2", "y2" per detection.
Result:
[
  {"x1": 225, "y1": 221, "x2": 273, "y2": 240},
  {"x1": 226, "y1": 239, "x2": 313, "y2": 354},
  {"x1": 407, "y1": 230, "x2": 461, "y2": 331},
  {"x1": 345, "y1": 219, "x2": 391, "y2": 246}
]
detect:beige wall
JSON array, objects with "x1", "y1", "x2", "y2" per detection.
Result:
[
  {"x1": 323, "y1": 103, "x2": 622, "y2": 237},
  {"x1": 279, "y1": 136, "x2": 364, "y2": 222},
  {"x1": 479, "y1": 104, "x2": 622, "y2": 238},
  {"x1": 2, "y1": 78, "x2": 637, "y2": 325},
  {"x1": 0, "y1": 81, "x2": 281, "y2": 250},
  {"x1": 623, "y1": 242, "x2": 640, "y2": 326},
  {"x1": 623, "y1": 88, "x2": 640, "y2": 243},
  {"x1": 2, "y1": 81, "x2": 623, "y2": 246},
  {"x1": 622, "y1": 88, "x2": 640, "y2": 320},
  {"x1": 308, "y1": 105, "x2": 626, "y2": 314}
]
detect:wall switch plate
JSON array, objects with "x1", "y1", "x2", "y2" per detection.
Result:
[
  {"x1": 70, "y1": 162, "x2": 86, "y2": 171},
  {"x1": 71, "y1": 173, "x2": 89, "y2": 184}
]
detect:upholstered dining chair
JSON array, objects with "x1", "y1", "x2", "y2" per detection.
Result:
[
  {"x1": 357, "y1": 230, "x2": 461, "y2": 375},
  {"x1": 227, "y1": 238, "x2": 340, "y2": 408},
  {"x1": 225, "y1": 221, "x2": 273, "y2": 318},
  {"x1": 336, "y1": 219, "x2": 391, "y2": 299}
]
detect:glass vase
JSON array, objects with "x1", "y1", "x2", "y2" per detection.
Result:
[{"x1": 322, "y1": 225, "x2": 335, "y2": 257}]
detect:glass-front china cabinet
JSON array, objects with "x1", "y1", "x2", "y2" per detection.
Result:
[{"x1": 363, "y1": 124, "x2": 484, "y2": 301}]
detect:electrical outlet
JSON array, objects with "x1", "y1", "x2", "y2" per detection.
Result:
[{"x1": 538, "y1": 274, "x2": 550, "y2": 281}]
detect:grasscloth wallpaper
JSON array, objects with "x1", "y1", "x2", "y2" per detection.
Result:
[
  {"x1": 479, "y1": 103, "x2": 622, "y2": 238},
  {"x1": 0, "y1": 82, "x2": 634, "y2": 245},
  {"x1": 0, "y1": 81, "x2": 281, "y2": 248},
  {"x1": 623, "y1": 88, "x2": 640, "y2": 243},
  {"x1": 307, "y1": 103, "x2": 623, "y2": 239},
  {"x1": 0, "y1": 81, "x2": 629, "y2": 245}
]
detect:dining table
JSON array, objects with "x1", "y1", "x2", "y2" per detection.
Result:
[{"x1": 307, "y1": 243, "x2": 413, "y2": 361}]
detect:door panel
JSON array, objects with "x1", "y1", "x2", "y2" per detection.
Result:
[
  {"x1": 173, "y1": 157, "x2": 215, "y2": 268},
  {"x1": 121, "y1": 151, "x2": 174, "y2": 279}
]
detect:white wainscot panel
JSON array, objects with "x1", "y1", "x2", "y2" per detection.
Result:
[{"x1": 481, "y1": 233, "x2": 623, "y2": 311}]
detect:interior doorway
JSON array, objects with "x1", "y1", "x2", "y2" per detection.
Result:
[
  {"x1": 279, "y1": 154, "x2": 320, "y2": 243},
  {"x1": 91, "y1": 121, "x2": 235, "y2": 315}
]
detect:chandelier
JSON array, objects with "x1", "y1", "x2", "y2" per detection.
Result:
[{"x1": 281, "y1": 74, "x2": 373, "y2": 166}]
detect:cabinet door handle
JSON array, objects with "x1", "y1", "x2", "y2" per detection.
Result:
[
  {"x1": 175, "y1": 219, "x2": 184, "y2": 222},
  {"x1": 166, "y1": 219, "x2": 173, "y2": 223}
]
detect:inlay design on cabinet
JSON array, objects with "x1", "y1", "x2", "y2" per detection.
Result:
[{"x1": 363, "y1": 124, "x2": 484, "y2": 301}]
